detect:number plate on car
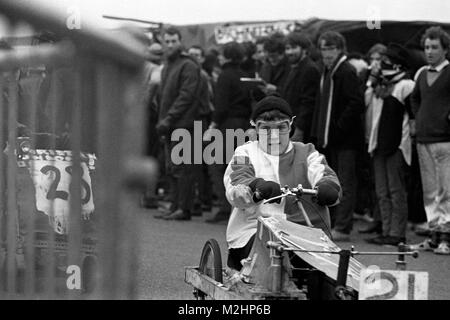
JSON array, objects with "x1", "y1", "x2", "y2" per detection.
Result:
[{"x1": 359, "y1": 268, "x2": 428, "y2": 300}]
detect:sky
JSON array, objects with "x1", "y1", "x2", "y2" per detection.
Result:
[{"x1": 55, "y1": 0, "x2": 450, "y2": 25}]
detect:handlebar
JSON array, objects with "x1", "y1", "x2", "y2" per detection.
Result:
[
  {"x1": 284, "y1": 185, "x2": 318, "y2": 196},
  {"x1": 262, "y1": 184, "x2": 318, "y2": 204}
]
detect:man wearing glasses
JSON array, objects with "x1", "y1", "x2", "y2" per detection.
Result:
[{"x1": 310, "y1": 31, "x2": 365, "y2": 242}]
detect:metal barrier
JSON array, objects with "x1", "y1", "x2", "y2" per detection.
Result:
[{"x1": 0, "y1": 0, "x2": 156, "y2": 299}]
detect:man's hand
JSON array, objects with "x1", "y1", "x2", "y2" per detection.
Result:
[
  {"x1": 258, "y1": 83, "x2": 277, "y2": 95},
  {"x1": 291, "y1": 128, "x2": 304, "y2": 142},
  {"x1": 249, "y1": 178, "x2": 282, "y2": 203},
  {"x1": 203, "y1": 121, "x2": 218, "y2": 141},
  {"x1": 231, "y1": 184, "x2": 254, "y2": 208},
  {"x1": 156, "y1": 116, "x2": 172, "y2": 136}
]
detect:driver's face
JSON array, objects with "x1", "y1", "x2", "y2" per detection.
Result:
[{"x1": 255, "y1": 119, "x2": 291, "y2": 155}]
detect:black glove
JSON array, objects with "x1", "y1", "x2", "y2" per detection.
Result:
[
  {"x1": 315, "y1": 181, "x2": 340, "y2": 206},
  {"x1": 249, "y1": 178, "x2": 282, "y2": 203}
]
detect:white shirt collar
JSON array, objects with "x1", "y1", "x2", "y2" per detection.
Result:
[
  {"x1": 285, "y1": 142, "x2": 293, "y2": 153},
  {"x1": 429, "y1": 59, "x2": 449, "y2": 72}
]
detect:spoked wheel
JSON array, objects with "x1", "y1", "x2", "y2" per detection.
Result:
[{"x1": 196, "y1": 239, "x2": 223, "y2": 300}]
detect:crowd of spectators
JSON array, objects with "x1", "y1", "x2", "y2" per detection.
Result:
[{"x1": 141, "y1": 25, "x2": 450, "y2": 255}]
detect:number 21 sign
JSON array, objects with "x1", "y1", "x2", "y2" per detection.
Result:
[{"x1": 359, "y1": 268, "x2": 428, "y2": 300}]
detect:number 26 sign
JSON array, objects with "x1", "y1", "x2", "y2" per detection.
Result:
[{"x1": 359, "y1": 268, "x2": 428, "y2": 300}]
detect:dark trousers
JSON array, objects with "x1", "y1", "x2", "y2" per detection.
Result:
[
  {"x1": 209, "y1": 117, "x2": 250, "y2": 215},
  {"x1": 144, "y1": 102, "x2": 160, "y2": 201},
  {"x1": 407, "y1": 142, "x2": 427, "y2": 224},
  {"x1": 325, "y1": 148, "x2": 357, "y2": 234},
  {"x1": 373, "y1": 150, "x2": 408, "y2": 238},
  {"x1": 209, "y1": 163, "x2": 231, "y2": 213},
  {"x1": 195, "y1": 119, "x2": 213, "y2": 207},
  {"x1": 227, "y1": 235, "x2": 255, "y2": 270},
  {"x1": 165, "y1": 130, "x2": 198, "y2": 214},
  {"x1": 197, "y1": 163, "x2": 213, "y2": 206},
  {"x1": 355, "y1": 146, "x2": 378, "y2": 217}
]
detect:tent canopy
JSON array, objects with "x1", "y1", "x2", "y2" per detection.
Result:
[{"x1": 175, "y1": 18, "x2": 450, "y2": 57}]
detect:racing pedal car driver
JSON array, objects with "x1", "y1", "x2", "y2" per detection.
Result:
[{"x1": 224, "y1": 95, "x2": 342, "y2": 270}]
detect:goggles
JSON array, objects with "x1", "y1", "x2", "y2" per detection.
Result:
[{"x1": 250, "y1": 118, "x2": 294, "y2": 134}]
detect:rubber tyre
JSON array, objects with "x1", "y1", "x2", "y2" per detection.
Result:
[{"x1": 197, "y1": 239, "x2": 223, "y2": 299}]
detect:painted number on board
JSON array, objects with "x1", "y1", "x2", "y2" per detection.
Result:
[
  {"x1": 359, "y1": 269, "x2": 428, "y2": 300},
  {"x1": 40, "y1": 165, "x2": 91, "y2": 204}
]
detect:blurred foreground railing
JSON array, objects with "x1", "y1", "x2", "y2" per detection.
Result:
[{"x1": 0, "y1": 0, "x2": 157, "y2": 299}]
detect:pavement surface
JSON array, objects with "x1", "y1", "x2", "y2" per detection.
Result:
[{"x1": 135, "y1": 206, "x2": 450, "y2": 300}]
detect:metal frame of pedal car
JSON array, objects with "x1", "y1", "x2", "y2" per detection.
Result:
[{"x1": 185, "y1": 184, "x2": 419, "y2": 300}]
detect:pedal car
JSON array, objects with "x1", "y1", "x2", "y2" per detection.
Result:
[{"x1": 185, "y1": 185, "x2": 419, "y2": 300}]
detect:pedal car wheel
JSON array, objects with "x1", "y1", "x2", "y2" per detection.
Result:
[{"x1": 197, "y1": 239, "x2": 223, "y2": 299}]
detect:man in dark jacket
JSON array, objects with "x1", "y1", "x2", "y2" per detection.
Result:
[
  {"x1": 280, "y1": 32, "x2": 320, "y2": 143},
  {"x1": 187, "y1": 44, "x2": 215, "y2": 214},
  {"x1": 311, "y1": 31, "x2": 365, "y2": 241},
  {"x1": 257, "y1": 33, "x2": 291, "y2": 99},
  {"x1": 155, "y1": 27, "x2": 208, "y2": 220},
  {"x1": 205, "y1": 41, "x2": 253, "y2": 223}
]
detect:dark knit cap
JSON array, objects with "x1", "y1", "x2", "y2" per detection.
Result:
[
  {"x1": 385, "y1": 43, "x2": 410, "y2": 68},
  {"x1": 251, "y1": 95, "x2": 293, "y2": 121}
]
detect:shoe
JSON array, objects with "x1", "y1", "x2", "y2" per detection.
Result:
[
  {"x1": 434, "y1": 241, "x2": 450, "y2": 255},
  {"x1": 411, "y1": 221, "x2": 428, "y2": 230},
  {"x1": 331, "y1": 230, "x2": 351, "y2": 242},
  {"x1": 382, "y1": 236, "x2": 406, "y2": 247},
  {"x1": 365, "y1": 235, "x2": 387, "y2": 245},
  {"x1": 157, "y1": 201, "x2": 177, "y2": 214},
  {"x1": 415, "y1": 225, "x2": 432, "y2": 237},
  {"x1": 192, "y1": 203, "x2": 203, "y2": 217},
  {"x1": 201, "y1": 204, "x2": 212, "y2": 212},
  {"x1": 141, "y1": 197, "x2": 158, "y2": 209},
  {"x1": 205, "y1": 211, "x2": 229, "y2": 224},
  {"x1": 163, "y1": 209, "x2": 191, "y2": 221},
  {"x1": 408, "y1": 239, "x2": 437, "y2": 252},
  {"x1": 353, "y1": 212, "x2": 374, "y2": 223},
  {"x1": 154, "y1": 210, "x2": 174, "y2": 219},
  {"x1": 156, "y1": 207, "x2": 171, "y2": 215},
  {"x1": 358, "y1": 221, "x2": 382, "y2": 234}
]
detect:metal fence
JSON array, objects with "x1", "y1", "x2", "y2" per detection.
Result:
[{"x1": 0, "y1": 0, "x2": 156, "y2": 299}]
